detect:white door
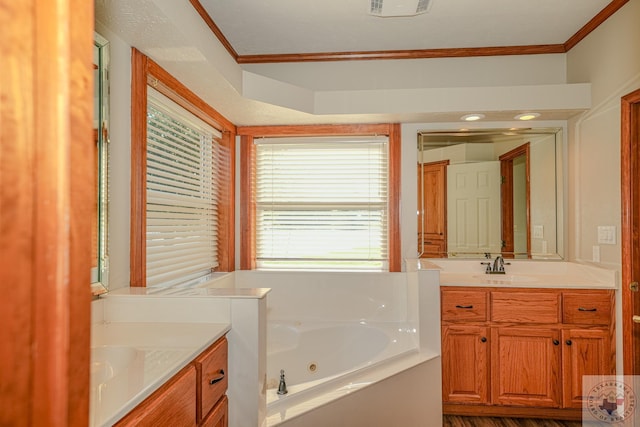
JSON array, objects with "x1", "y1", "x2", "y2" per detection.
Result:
[{"x1": 447, "y1": 161, "x2": 502, "y2": 256}]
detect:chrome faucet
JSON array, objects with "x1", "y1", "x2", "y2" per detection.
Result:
[
  {"x1": 481, "y1": 254, "x2": 510, "y2": 274},
  {"x1": 277, "y1": 369, "x2": 288, "y2": 395}
]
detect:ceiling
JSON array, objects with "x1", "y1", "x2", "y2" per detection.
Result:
[
  {"x1": 95, "y1": 0, "x2": 626, "y2": 126},
  {"x1": 196, "y1": 0, "x2": 612, "y2": 59}
]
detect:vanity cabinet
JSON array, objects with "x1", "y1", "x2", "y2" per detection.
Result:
[
  {"x1": 441, "y1": 287, "x2": 614, "y2": 419},
  {"x1": 115, "y1": 336, "x2": 228, "y2": 427}
]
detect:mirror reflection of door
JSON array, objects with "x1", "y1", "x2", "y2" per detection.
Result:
[
  {"x1": 418, "y1": 160, "x2": 448, "y2": 258},
  {"x1": 499, "y1": 143, "x2": 530, "y2": 258},
  {"x1": 447, "y1": 161, "x2": 501, "y2": 256}
]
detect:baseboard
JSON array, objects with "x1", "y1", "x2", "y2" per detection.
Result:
[{"x1": 443, "y1": 404, "x2": 582, "y2": 421}]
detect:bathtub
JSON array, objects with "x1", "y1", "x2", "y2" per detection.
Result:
[
  {"x1": 209, "y1": 268, "x2": 443, "y2": 427},
  {"x1": 266, "y1": 321, "x2": 417, "y2": 398}
]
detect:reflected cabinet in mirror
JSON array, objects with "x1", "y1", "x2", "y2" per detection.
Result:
[
  {"x1": 92, "y1": 33, "x2": 110, "y2": 294},
  {"x1": 417, "y1": 128, "x2": 563, "y2": 259}
]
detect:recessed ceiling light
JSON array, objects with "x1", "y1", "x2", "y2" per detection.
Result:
[
  {"x1": 515, "y1": 113, "x2": 540, "y2": 121},
  {"x1": 461, "y1": 114, "x2": 485, "y2": 122}
]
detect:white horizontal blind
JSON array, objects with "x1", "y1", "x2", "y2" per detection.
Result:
[
  {"x1": 255, "y1": 136, "x2": 389, "y2": 271},
  {"x1": 146, "y1": 89, "x2": 222, "y2": 287}
]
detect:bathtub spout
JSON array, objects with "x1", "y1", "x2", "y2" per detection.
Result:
[{"x1": 277, "y1": 369, "x2": 288, "y2": 395}]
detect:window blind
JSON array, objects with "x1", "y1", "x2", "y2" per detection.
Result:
[
  {"x1": 255, "y1": 136, "x2": 389, "y2": 271},
  {"x1": 146, "y1": 88, "x2": 222, "y2": 287}
]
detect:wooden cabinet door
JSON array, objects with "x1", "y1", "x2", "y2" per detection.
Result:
[
  {"x1": 442, "y1": 325, "x2": 489, "y2": 403},
  {"x1": 201, "y1": 396, "x2": 228, "y2": 427},
  {"x1": 562, "y1": 328, "x2": 614, "y2": 409},
  {"x1": 418, "y1": 161, "x2": 447, "y2": 257},
  {"x1": 115, "y1": 366, "x2": 197, "y2": 427},
  {"x1": 491, "y1": 327, "x2": 561, "y2": 407}
]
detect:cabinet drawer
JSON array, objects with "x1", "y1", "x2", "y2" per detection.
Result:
[
  {"x1": 491, "y1": 291, "x2": 560, "y2": 323},
  {"x1": 442, "y1": 289, "x2": 487, "y2": 322},
  {"x1": 196, "y1": 337, "x2": 228, "y2": 421},
  {"x1": 201, "y1": 395, "x2": 228, "y2": 427},
  {"x1": 563, "y1": 291, "x2": 612, "y2": 325}
]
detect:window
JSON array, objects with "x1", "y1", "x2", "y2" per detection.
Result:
[
  {"x1": 239, "y1": 124, "x2": 401, "y2": 272},
  {"x1": 145, "y1": 89, "x2": 223, "y2": 287},
  {"x1": 130, "y1": 49, "x2": 235, "y2": 287},
  {"x1": 255, "y1": 136, "x2": 388, "y2": 270}
]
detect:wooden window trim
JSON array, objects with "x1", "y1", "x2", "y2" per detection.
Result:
[
  {"x1": 238, "y1": 123, "x2": 401, "y2": 272},
  {"x1": 130, "y1": 49, "x2": 236, "y2": 287}
]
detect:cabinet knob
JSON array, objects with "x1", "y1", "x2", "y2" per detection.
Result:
[
  {"x1": 553, "y1": 339, "x2": 560, "y2": 345},
  {"x1": 209, "y1": 369, "x2": 225, "y2": 385},
  {"x1": 480, "y1": 337, "x2": 487, "y2": 343},
  {"x1": 565, "y1": 340, "x2": 573, "y2": 346}
]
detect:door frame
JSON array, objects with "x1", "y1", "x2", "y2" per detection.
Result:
[
  {"x1": 621, "y1": 88, "x2": 640, "y2": 375},
  {"x1": 499, "y1": 142, "x2": 531, "y2": 257},
  {"x1": 0, "y1": 1, "x2": 93, "y2": 424}
]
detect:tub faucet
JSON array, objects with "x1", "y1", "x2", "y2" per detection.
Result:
[{"x1": 277, "y1": 369, "x2": 288, "y2": 395}]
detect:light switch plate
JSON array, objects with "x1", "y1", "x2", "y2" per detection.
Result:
[
  {"x1": 533, "y1": 225, "x2": 544, "y2": 239},
  {"x1": 597, "y1": 226, "x2": 616, "y2": 245}
]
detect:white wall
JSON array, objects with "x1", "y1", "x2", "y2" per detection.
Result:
[
  {"x1": 565, "y1": 0, "x2": 640, "y2": 373},
  {"x1": 566, "y1": 0, "x2": 640, "y2": 268}
]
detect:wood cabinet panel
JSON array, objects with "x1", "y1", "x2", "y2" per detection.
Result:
[
  {"x1": 418, "y1": 160, "x2": 448, "y2": 257},
  {"x1": 491, "y1": 327, "x2": 562, "y2": 407},
  {"x1": 562, "y1": 291, "x2": 613, "y2": 325},
  {"x1": 441, "y1": 325, "x2": 489, "y2": 403},
  {"x1": 201, "y1": 396, "x2": 228, "y2": 427},
  {"x1": 491, "y1": 291, "x2": 560, "y2": 323},
  {"x1": 562, "y1": 328, "x2": 614, "y2": 409},
  {"x1": 115, "y1": 366, "x2": 197, "y2": 427},
  {"x1": 197, "y1": 338, "x2": 228, "y2": 421},
  {"x1": 442, "y1": 289, "x2": 488, "y2": 322}
]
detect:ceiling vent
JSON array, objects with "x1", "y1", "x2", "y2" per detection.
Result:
[{"x1": 370, "y1": 0, "x2": 432, "y2": 17}]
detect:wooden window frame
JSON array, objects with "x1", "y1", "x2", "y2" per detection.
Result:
[
  {"x1": 238, "y1": 123, "x2": 401, "y2": 272},
  {"x1": 130, "y1": 49, "x2": 236, "y2": 287}
]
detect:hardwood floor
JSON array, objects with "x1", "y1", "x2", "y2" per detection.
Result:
[{"x1": 442, "y1": 416, "x2": 584, "y2": 427}]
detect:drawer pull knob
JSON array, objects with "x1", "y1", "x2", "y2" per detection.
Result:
[
  {"x1": 480, "y1": 337, "x2": 487, "y2": 343},
  {"x1": 566, "y1": 340, "x2": 573, "y2": 346},
  {"x1": 553, "y1": 339, "x2": 560, "y2": 346},
  {"x1": 209, "y1": 369, "x2": 225, "y2": 385},
  {"x1": 578, "y1": 307, "x2": 597, "y2": 312},
  {"x1": 455, "y1": 305, "x2": 474, "y2": 309}
]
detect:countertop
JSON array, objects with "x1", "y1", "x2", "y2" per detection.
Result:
[
  {"x1": 415, "y1": 259, "x2": 618, "y2": 289},
  {"x1": 437, "y1": 272, "x2": 617, "y2": 289},
  {"x1": 90, "y1": 321, "x2": 230, "y2": 427}
]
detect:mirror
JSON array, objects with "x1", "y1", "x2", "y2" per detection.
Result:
[
  {"x1": 417, "y1": 127, "x2": 562, "y2": 259},
  {"x1": 91, "y1": 33, "x2": 110, "y2": 295}
]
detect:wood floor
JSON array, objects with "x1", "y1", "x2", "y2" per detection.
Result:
[{"x1": 442, "y1": 415, "x2": 583, "y2": 427}]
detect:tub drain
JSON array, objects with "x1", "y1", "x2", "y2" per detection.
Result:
[{"x1": 308, "y1": 362, "x2": 318, "y2": 373}]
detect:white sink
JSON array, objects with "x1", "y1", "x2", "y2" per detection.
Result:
[
  {"x1": 91, "y1": 346, "x2": 139, "y2": 384},
  {"x1": 472, "y1": 274, "x2": 536, "y2": 283}
]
